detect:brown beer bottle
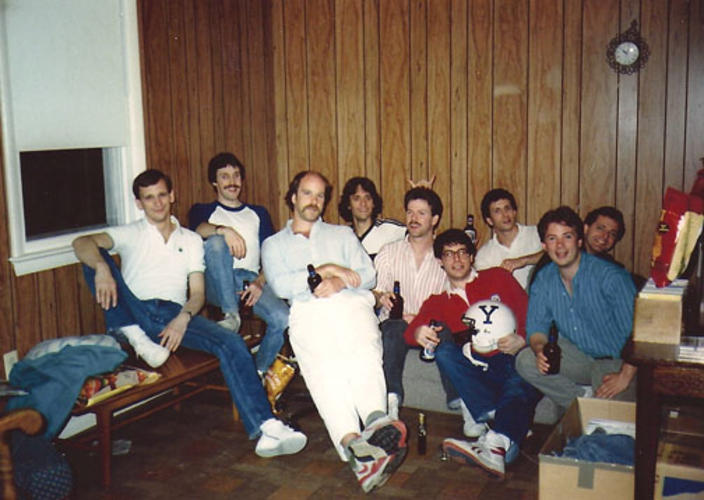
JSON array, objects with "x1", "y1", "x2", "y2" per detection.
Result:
[
  {"x1": 417, "y1": 412, "x2": 427, "y2": 455},
  {"x1": 389, "y1": 280, "x2": 404, "y2": 319},
  {"x1": 544, "y1": 321, "x2": 562, "y2": 375},
  {"x1": 307, "y1": 264, "x2": 322, "y2": 292}
]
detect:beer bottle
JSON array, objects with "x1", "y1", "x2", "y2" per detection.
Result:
[
  {"x1": 419, "y1": 320, "x2": 438, "y2": 362},
  {"x1": 307, "y1": 264, "x2": 322, "y2": 292},
  {"x1": 240, "y1": 280, "x2": 253, "y2": 319},
  {"x1": 389, "y1": 280, "x2": 404, "y2": 319},
  {"x1": 418, "y1": 412, "x2": 427, "y2": 455},
  {"x1": 464, "y1": 214, "x2": 477, "y2": 246},
  {"x1": 544, "y1": 321, "x2": 562, "y2": 375}
]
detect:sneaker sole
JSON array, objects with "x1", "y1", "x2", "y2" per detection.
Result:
[
  {"x1": 367, "y1": 420, "x2": 407, "y2": 454},
  {"x1": 442, "y1": 441, "x2": 505, "y2": 480}
]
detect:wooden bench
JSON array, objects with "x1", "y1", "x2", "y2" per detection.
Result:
[{"x1": 64, "y1": 317, "x2": 266, "y2": 488}]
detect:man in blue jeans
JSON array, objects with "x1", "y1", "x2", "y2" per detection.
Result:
[
  {"x1": 72, "y1": 169, "x2": 306, "y2": 458},
  {"x1": 405, "y1": 229, "x2": 540, "y2": 479},
  {"x1": 188, "y1": 152, "x2": 289, "y2": 377}
]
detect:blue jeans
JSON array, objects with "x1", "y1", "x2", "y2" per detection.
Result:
[
  {"x1": 82, "y1": 249, "x2": 274, "y2": 439},
  {"x1": 435, "y1": 330, "x2": 541, "y2": 444},
  {"x1": 381, "y1": 319, "x2": 458, "y2": 405},
  {"x1": 204, "y1": 235, "x2": 288, "y2": 373}
]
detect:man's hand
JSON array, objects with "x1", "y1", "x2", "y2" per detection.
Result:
[
  {"x1": 408, "y1": 175, "x2": 436, "y2": 189},
  {"x1": 313, "y1": 277, "x2": 346, "y2": 298},
  {"x1": 158, "y1": 312, "x2": 189, "y2": 352},
  {"x1": 376, "y1": 291, "x2": 396, "y2": 311},
  {"x1": 595, "y1": 363, "x2": 636, "y2": 399},
  {"x1": 94, "y1": 262, "x2": 118, "y2": 310},
  {"x1": 413, "y1": 322, "x2": 441, "y2": 348},
  {"x1": 221, "y1": 226, "x2": 247, "y2": 259},
  {"x1": 241, "y1": 280, "x2": 263, "y2": 307},
  {"x1": 317, "y1": 264, "x2": 361, "y2": 288},
  {"x1": 497, "y1": 333, "x2": 525, "y2": 355},
  {"x1": 500, "y1": 256, "x2": 526, "y2": 273}
]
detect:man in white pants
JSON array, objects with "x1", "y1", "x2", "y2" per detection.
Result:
[{"x1": 261, "y1": 171, "x2": 407, "y2": 493}]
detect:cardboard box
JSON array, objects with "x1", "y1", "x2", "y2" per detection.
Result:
[
  {"x1": 655, "y1": 436, "x2": 704, "y2": 499},
  {"x1": 539, "y1": 398, "x2": 635, "y2": 500},
  {"x1": 633, "y1": 280, "x2": 686, "y2": 344}
]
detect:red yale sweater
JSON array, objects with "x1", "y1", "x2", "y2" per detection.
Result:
[{"x1": 404, "y1": 267, "x2": 528, "y2": 349}]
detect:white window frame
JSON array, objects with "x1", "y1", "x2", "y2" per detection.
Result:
[{"x1": 0, "y1": 0, "x2": 145, "y2": 276}]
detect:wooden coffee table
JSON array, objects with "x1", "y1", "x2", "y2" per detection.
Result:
[{"x1": 66, "y1": 348, "x2": 223, "y2": 488}]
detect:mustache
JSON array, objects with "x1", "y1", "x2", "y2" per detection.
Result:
[
  {"x1": 224, "y1": 184, "x2": 241, "y2": 190},
  {"x1": 304, "y1": 204, "x2": 320, "y2": 211}
]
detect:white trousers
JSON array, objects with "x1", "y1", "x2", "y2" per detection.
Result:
[{"x1": 289, "y1": 291, "x2": 386, "y2": 460}]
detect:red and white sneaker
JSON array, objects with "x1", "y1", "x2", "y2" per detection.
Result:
[
  {"x1": 347, "y1": 415, "x2": 408, "y2": 492},
  {"x1": 349, "y1": 452, "x2": 394, "y2": 493},
  {"x1": 442, "y1": 430, "x2": 509, "y2": 479}
]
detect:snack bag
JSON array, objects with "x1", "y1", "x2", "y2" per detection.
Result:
[{"x1": 650, "y1": 187, "x2": 704, "y2": 287}]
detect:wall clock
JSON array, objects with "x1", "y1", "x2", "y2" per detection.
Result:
[{"x1": 606, "y1": 20, "x2": 650, "y2": 74}]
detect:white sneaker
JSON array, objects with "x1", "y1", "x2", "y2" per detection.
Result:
[
  {"x1": 442, "y1": 430, "x2": 509, "y2": 479},
  {"x1": 218, "y1": 312, "x2": 241, "y2": 332},
  {"x1": 387, "y1": 393, "x2": 400, "y2": 421},
  {"x1": 255, "y1": 418, "x2": 307, "y2": 458},
  {"x1": 120, "y1": 324, "x2": 169, "y2": 368},
  {"x1": 460, "y1": 400, "x2": 489, "y2": 439}
]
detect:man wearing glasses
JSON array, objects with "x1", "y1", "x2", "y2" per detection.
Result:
[{"x1": 404, "y1": 229, "x2": 540, "y2": 479}]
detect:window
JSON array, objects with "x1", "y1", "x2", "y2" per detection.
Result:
[{"x1": 0, "y1": 0, "x2": 145, "y2": 275}]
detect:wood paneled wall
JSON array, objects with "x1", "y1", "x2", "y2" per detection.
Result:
[
  {"x1": 270, "y1": 0, "x2": 704, "y2": 278},
  {"x1": 0, "y1": 0, "x2": 703, "y2": 373}
]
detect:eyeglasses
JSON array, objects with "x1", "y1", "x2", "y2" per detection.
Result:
[{"x1": 441, "y1": 248, "x2": 471, "y2": 260}]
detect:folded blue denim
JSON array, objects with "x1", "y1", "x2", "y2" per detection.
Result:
[{"x1": 560, "y1": 430, "x2": 634, "y2": 465}]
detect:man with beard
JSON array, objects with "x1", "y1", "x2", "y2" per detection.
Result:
[
  {"x1": 373, "y1": 187, "x2": 453, "y2": 418},
  {"x1": 188, "y1": 152, "x2": 289, "y2": 378},
  {"x1": 583, "y1": 206, "x2": 625, "y2": 258},
  {"x1": 261, "y1": 171, "x2": 407, "y2": 493}
]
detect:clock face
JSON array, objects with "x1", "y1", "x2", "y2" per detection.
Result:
[{"x1": 615, "y1": 41, "x2": 640, "y2": 66}]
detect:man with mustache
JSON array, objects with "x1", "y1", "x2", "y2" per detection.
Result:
[
  {"x1": 583, "y1": 206, "x2": 625, "y2": 258},
  {"x1": 474, "y1": 188, "x2": 543, "y2": 289},
  {"x1": 261, "y1": 171, "x2": 407, "y2": 493},
  {"x1": 373, "y1": 187, "x2": 454, "y2": 419},
  {"x1": 188, "y1": 152, "x2": 289, "y2": 379}
]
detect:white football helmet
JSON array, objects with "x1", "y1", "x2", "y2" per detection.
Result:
[{"x1": 461, "y1": 299, "x2": 517, "y2": 354}]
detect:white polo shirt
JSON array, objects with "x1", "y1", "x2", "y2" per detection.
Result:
[
  {"x1": 106, "y1": 217, "x2": 205, "y2": 305},
  {"x1": 474, "y1": 223, "x2": 541, "y2": 289}
]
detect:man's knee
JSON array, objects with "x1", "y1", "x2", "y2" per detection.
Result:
[
  {"x1": 515, "y1": 347, "x2": 537, "y2": 379},
  {"x1": 204, "y1": 234, "x2": 229, "y2": 255}
]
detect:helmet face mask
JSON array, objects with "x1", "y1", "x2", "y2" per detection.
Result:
[{"x1": 461, "y1": 299, "x2": 517, "y2": 353}]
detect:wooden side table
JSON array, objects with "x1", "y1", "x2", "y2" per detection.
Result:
[{"x1": 624, "y1": 340, "x2": 704, "y2": 500}]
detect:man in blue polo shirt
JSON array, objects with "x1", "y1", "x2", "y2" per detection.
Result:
[{"x1": 515, "y1": 206, "x2": 637, "y2": 411}]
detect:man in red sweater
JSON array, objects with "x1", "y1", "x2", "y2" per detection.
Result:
[{"x1": 405, "y1": 229, "x2": 540, "y2": 479}]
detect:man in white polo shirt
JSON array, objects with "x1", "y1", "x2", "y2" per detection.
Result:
[
  {"x1": 72, "y1": 169, "x2": 306, "y2": 458},
  {"x1": 474, "y1": 188, "x2": 543, "y2": 289}
]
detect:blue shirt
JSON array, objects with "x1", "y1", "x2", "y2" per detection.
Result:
[
  {"x1": 261, "y1": 219, "x2": 376, "y2": 303},
  {"x1": 526, "y1": 252, "x2": 636, "y2": 358}
]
